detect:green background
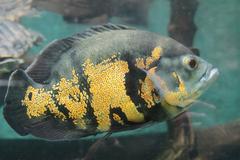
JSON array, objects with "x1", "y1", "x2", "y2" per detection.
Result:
[{"x1": 0, "y1": 0, "x2": 239, "y2": 139}]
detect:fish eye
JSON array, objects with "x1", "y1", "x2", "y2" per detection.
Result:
[
  {"x1": 189, "y1": 58, "x2": 197, "y2": 69},
  {"x1": 183, "y1": 56, "x2": 198, "y2": 70}
]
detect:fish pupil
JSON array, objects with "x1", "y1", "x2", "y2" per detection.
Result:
[{"x1": 189, "y1": 59, "x2": 197, "y2": 69}]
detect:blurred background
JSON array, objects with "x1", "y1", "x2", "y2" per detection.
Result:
[{"x1": 0, "y1": 0, "x2": 239, "y2": 160}]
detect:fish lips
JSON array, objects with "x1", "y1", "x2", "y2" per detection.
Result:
[
  {"x1": 188, "y1": 65, "x2": 219, "y2": 101},
  {"x1": 199, "y1": 66, "x2": 219, "y2": 88}
]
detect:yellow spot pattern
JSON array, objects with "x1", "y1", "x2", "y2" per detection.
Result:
[
  {"x1": 139, "y1": 77, "x2": 160, "y2": 108},
  {"x1": 135, "y1": 47, "x2": 162, "y2": 108},
  {"x1": 135, "y1": 58, "x2": 145, "y2": 69},
  {"x1": 172, "y1": 72, "x2": 178, "y2": 82},
  {"x1": 83, "y1": 58, "x2": 144, "y2": 131},
  {"x1": 136, "y1": 47, "x2": 162, "y2": 69},
  {"x1": 112, "y1": 113, "x2": 124, "y2": 125},
  {"x1": 22, "y1": 69, "x2": 88, "y2": 128},
  {"x1": 21, "y1": 47, "x2": 162, "y2": 131},
  {"x1": 151, "y1": 47, "x2": 162, "y2": 60},
  {"x1": 53, "y1": 70, "x2": 88, "y2": 127},
  {"x1": 164, "y1": 74, "x2": 189, "y2": 106},
  {"x1": 148, "y1": 69, "x2": 189, "y2": 107},
  {"x1": 22, "y1": 86, "x2": 66, "y2": 120}
]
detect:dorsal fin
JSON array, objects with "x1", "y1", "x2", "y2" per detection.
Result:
[
  {"x1": 26, "y1": 37, "x2": 75, "y2": 83},
  {"x1": 73, "y1": 23, "x2": 135, "y2": 40},
  {"x1": 26, "y1": 24, "x2": 134, "y2": 84}
]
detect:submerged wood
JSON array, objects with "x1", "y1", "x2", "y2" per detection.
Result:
[
  {"x1": 32, "y1": 0, "x2": 152, "y2": 25},
  {"x1": 168, "y1": 0, "x2": 199, "y2": 47},
  {"x1": 157, "y1": 0, "x2": 199, "y2": 159}
]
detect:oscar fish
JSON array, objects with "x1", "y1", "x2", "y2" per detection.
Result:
[{"x1": 3, "y1": 24, "x2": 219, "y2": 140}]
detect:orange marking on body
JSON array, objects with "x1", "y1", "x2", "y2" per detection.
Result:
[
  {"x1": 113, "y1": 113, "x2": 124, "y2": 125},
  {"x1": 135, "y1": 47, "x2": 163, "y2": 109},
  {"x1": 83, "y1": 58, "x2": 144, "y2": 132}
]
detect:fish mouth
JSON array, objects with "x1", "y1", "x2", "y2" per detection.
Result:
[
  {"x1": 178, "y1": 66, "x2": 219, "y2": 107},
  {"x1": 189, "y1": 66, "x2": 219, "y2": 99},
  {"x1": 199, "y1": 66, "x2": 219, "y2": 86}
]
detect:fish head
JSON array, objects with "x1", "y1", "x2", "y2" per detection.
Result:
[{"x1": 146, "y1": 42, "x2": 219, "y2": 118}]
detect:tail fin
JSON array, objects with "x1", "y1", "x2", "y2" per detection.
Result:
[
  {"x1": 3, "y1": 69, "x2": 36, "y2": 135},
  {"x1": 3, "y1": 70, "x2": 89, "y2": 140}
]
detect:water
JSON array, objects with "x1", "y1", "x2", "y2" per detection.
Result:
[{"x1": 0, "y1": 0, "x2": 239, "y2": 160}]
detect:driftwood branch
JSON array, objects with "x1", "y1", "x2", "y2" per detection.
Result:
[
  {"x1": 32, "y1": 0, "x2": 152, "y2": 25},
  {"x1": 168, "y1": 0, "x2": 199, "y2": 47},
  {"x1": 155, "y1": 0, "x2": 199, "y2": 159}
]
